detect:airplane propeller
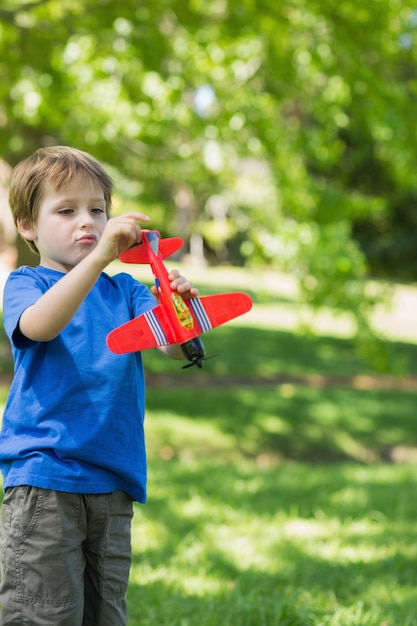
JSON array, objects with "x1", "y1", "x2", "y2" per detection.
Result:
[
  {"x1": 180, "y1": 337, "x2": 218, "y2": 369},
  {"x1": 182, "y1": 353, "x2": 218, "y2": 369}
]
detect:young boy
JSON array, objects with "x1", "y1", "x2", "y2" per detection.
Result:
[{"x1": 0, "y1": 146, "x2": 199, "y2": 625}]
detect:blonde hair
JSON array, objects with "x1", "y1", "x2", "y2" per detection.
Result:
[{"x1": 9, "y1": 146, "x2": 114, "y2": 253}]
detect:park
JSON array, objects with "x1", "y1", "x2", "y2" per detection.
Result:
[{"x1": 1, "y1": 1, "x2": 417, "y2": 624}]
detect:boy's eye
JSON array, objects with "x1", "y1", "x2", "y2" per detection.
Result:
[
  {"x1": 91, "y1": 207, "x2": 105, "y2": 214},
  {"x1": 59, "y1": 208, "x2": 73, "y2": 215}
]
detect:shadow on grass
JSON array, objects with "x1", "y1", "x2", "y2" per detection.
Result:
[
  {"x1": 127, "y1": 548, "x2": 417, "y2": 625},
  {"x1": 145, "y1": 381, "x2": 417, "y2": 464},
  {"x1": 140, "y1": 323, "x2": 417, "y2": 466},
  {"x1": 127, "y1": 462, "x2": 417, "y2": 625},
  {"x1": 127, "y1": 571, "x2": 314, "y2": 626},
  {"x1": 142, "y1": 324, "x2": 417, "y2": 379},
  {"x1": 1, "y1": 316, "x2": 417, "y2": 624}
]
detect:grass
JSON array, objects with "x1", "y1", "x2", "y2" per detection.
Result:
[
  {"x1": 128, "y1": 462, "x2": 417, "y2": 625},
  {"x1": 1, "y1": 265, "x2": 417, "y2": 624}
]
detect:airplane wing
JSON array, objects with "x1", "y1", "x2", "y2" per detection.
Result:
[
  {"x1": 107, "y1": 305, "x2": 173, "y2": 354},
  {"x1": 188, "y1": 292, "x2": 253, "y2": 331},
  {"x1": 107, "y1": 292, "x2": 253, "y2": 355}
]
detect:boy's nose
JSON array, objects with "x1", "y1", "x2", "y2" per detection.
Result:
[{"x1": 79, "y1": 212, "x2": 94, "y2": 229}]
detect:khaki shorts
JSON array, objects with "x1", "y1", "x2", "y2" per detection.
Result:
[{"x1": 0, "y1": 487, "x2": 134, "y2": 625}]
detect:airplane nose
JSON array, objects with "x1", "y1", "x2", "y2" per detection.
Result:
[{"x1": 181, "y1": 337, "x2": 206, "y2": 368}]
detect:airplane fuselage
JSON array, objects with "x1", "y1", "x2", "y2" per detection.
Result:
[{"x1": 147, "y1": 244, "x2": 207, "y2": 366}]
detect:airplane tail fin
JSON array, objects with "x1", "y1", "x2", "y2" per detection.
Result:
[
  {"x1": 120, "y1": 231, "x2": 184, "y2": 264},
  {"x1": 159, "y1": 237, "x2": 184, "y2": 259}
]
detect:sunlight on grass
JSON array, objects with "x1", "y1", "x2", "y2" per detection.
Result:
[
  {"x1": 1, "y1": 270, "x2": 417, "y2": 625},
  {"x1": 127, "y1": 460, "x2": 417, "y2": 625},
  {"x1": 145, "y1": 412, "x2": 239, "y2": 461},
  {"x1": 145, "y1": 384, "x2": 417, "y2": 465}
]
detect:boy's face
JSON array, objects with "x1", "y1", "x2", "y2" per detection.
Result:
[{"x1": 19, "y1": 176, "x2": 108, "y2": 272}]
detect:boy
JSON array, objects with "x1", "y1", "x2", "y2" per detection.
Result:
[{"x1": 0, "y1": 146, "x2": 199, "y2": 625}]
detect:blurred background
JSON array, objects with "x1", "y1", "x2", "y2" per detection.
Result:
[
  {"x1": 1, "y1": 0, "x2": 417, "y2": 348},
  {"x1": 2, "y1": 3, "x2": 417, "y2": 624}
]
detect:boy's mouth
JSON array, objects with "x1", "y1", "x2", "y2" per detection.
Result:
[{"x1": 78, "y1": 234, "x2": 97, "y2": 245}]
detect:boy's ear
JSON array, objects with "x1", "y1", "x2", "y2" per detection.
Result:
[{"x1": 17, "y1": 218, "x2": 36, "y2": 242}]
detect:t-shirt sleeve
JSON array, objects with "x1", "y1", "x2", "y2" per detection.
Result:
[
  {"x1": 3, "y1": 269, "x2": 45, "y2": 350},
  {"x1": 119, "y1": 272, "x2": 157, "y2": 319}
]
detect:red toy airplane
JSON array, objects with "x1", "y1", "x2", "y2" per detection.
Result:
[{"x1": 106, "y1": 230, "x2": 253, "y2": 368}]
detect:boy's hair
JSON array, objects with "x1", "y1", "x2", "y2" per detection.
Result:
[{"x1": 9, "y1": 145, "x2": 114, "y2": 253}]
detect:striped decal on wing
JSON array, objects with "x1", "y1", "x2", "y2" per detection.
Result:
[
  {"x1": 145, "y1": 310, "x2": 168, "y2": 346},
  {"x1": 187, "y1": 298, "x2": 212, "y2": 333}
]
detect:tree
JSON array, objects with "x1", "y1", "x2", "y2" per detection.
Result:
[{"x1": 1, "y1": 0, "x2": 415, "y2": 366}]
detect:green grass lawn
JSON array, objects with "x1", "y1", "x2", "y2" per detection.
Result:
[
  {"x1": 1, "y1": 266, "x2": 417, "y2": 625},
  {"x1": 129, "y1": 461, "x2": 417, "y2": 625}
]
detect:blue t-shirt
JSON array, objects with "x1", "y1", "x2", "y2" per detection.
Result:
[{"x1": 0, "y1": 265, "x2": 156, "y2": 502}]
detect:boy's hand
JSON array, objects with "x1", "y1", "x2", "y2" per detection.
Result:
[
  {"x1": 150, "y1": 269, "x2": 199, "y2": 300},
  {"x1": 169, "y1": 269, "x2": 200, "y2": 298},
  {"x1": 94, "y1": 212, "x2": 151, "y2": 263}
]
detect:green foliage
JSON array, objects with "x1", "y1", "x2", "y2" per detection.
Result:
[{"x1": 1, "y1": 0, "x2": 417, "y2": 341}]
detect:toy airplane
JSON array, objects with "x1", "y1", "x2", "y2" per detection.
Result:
[{"x1": 106, "y1": 230, "x2": 253, "y2": 368}]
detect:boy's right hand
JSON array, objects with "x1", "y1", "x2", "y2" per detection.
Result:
[{"x1": 93, "y1": 212, "x2": 151, "y2": 264}]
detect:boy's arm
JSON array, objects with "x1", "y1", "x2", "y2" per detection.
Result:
[{"x1": 19, "y1": 213, "x2": 150, "y2": 343}]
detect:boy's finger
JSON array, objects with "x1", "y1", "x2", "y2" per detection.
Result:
[{"x1": 124, "y1": 212, "x2": 151, "y2": 222}]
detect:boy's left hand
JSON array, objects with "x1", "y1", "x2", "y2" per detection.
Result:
[
  {"x1": 151, "y1": 269, "x2": 199, "y2": 300},
  {"x1": 169, "y1": 269, "x2": 200, "y2": 298}
]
